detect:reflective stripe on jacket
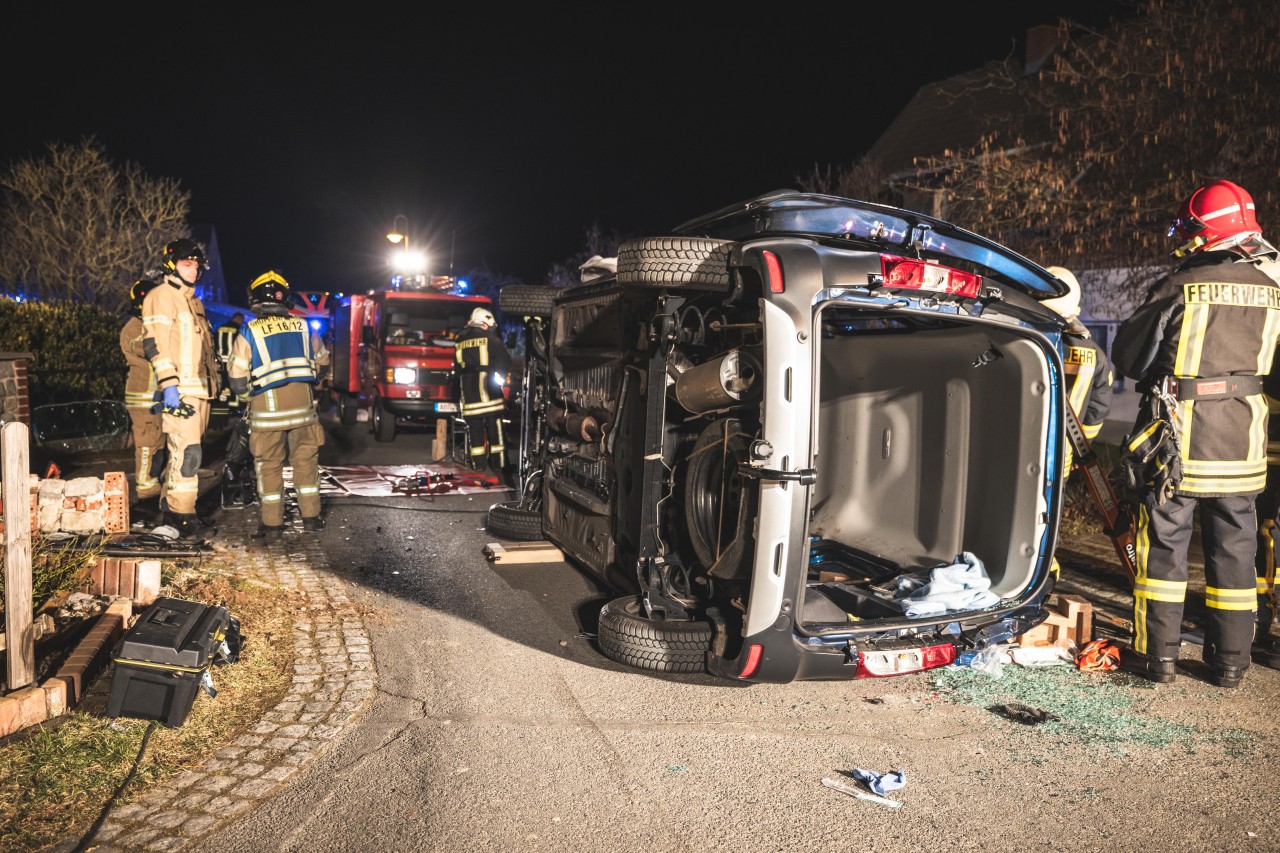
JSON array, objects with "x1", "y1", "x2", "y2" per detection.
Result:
[
  {"x1": 455, "y1": 323, "x2": 511, "y2": 417},
  {"x1": 120, "y1": 316, "x2": 158, "y2": 410},
  {"x1": 141, "y1": 277, "x2": 218, "y2": 398},
  {"x1": 1113, "y1": 252, "x2": 1280, "y2": 496},
  {"x1": 227, "y1": 312, "x2": 321, "y2": 431}
]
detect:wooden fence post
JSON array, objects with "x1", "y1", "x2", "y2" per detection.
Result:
[{"x1": 3, "y1": 420, "x2": 33, "y2": 691}]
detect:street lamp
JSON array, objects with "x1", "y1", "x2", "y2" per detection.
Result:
[{"x1": 386, "y1": 215, "x2": 426, "y2": 287}]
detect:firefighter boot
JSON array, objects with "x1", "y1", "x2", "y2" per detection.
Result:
[
  {"x1": 1208, "y1": 665, "x2": 1245, "y2": 688},
  {"x1": 1252, "y1": 637, "x2": 1280, "y2": 670},
  {"x1": 1118, "y1": 647, "x2": 1177, "y2": 684},
  {"x1": 165, "y1": 512, "x2": 203, "y2": 541},
  {"x1": 302, "y1": 516, "x2": 326, "y2": 532},
  {"x1": 251, "y1": 522, "x2": 283, "y2": 542}
]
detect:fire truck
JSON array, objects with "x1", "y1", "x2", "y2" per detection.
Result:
[{"x1": 329, "y1": 281, "x2": 496, "y2": 442}]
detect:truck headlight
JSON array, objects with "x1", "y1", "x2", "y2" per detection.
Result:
[{"x1": 388, "y1": 367, "x2": 417, "y2": 384}]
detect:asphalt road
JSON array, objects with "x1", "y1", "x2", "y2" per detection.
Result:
[{"x1": 181, "y1": 406, "x2": 1280, "y2": 852}]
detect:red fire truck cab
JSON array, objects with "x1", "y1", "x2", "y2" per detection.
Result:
[{"x1": 330, "y1": 287, "x2": 496, "y2": 441}]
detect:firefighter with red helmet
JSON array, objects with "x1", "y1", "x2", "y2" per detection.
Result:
[
  {"x1": 1111, "y1": 180, "x2": 1280, "y2": 687},
  {"x1": 227, "y1": 270, "x2": 330, "y2": 541},
  {"x1": 141, "y1": 238, "x2": 220, "y2": 538},
  {"x1": 120, "y1": 270, "x2": 168, "y2": 512},
  {"x1": 455, "y1": 306, "x2": 512, "y2": 481}
]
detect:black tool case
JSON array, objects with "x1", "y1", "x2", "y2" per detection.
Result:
[{"x1": 107, "y1": 597, "x2": 232, "y2": 727}]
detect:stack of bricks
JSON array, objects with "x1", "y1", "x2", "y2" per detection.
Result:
[
  {"x1": 0, "y1": 354, "x2": 31, "y2": 425},
  {"x1": 33, "y1": 473, "x2": 130, "y2": 536},
  {"x1": 87, "y1": 557, "x2": 161, "y2": 606}
]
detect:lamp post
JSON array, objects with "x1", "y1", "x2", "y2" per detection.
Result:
[{"x1": 387, "y1": 215, "x2": 408, "y2": 289}]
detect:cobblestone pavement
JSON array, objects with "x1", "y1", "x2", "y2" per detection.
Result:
[{"x1": 61, "y1": 507, "x2": 376, "y2": 852}]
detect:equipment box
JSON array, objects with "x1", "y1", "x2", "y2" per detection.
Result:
[{"x1": 107, "y1": 597, "x2": 233, "y2": 728}]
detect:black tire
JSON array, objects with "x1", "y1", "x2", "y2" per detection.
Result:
[
  {"x1": 338, "y1": 392, "x2": 358, "y2": 426},
  {"x1": 597, "y1": 596, "x2": 712, "y2": 673},
  {"x1": 485, "y1": 500, "x2": 543, "y2": 541},
  {"x1": 499, "y1": 284, "x2": 557, "y2": 317},
  {"x1": 616, "y1": 237, "x2": 733, "y2": 291},
  {"x1": 372, "y1": 398, "x2": 396, "y2": 442},
  {"x1": 684, "y1": 418, "x2": 754, "y2": 579}
]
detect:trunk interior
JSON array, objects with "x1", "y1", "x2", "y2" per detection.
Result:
[{"x1": 801, "y1": 314, "x2": 1053, "y2": 628}]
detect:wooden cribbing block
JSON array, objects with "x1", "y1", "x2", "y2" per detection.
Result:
[
  {"x1": 431, "y1": 418, "x2": 449, "y2": 462},
  {"x1": 1018, "y1": 593, "x2": 1093, "y2": 648},
  {"x1": 483, "y1": 541, "x2": 564, "y2": 564}
]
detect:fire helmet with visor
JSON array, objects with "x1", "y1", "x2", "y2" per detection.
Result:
[{"x1": 1168, "y1": 180, "x2": 1262, "y2": 257}]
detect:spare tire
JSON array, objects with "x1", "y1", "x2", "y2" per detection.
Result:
[
  {"x1": 499, "y1": 284, "x2": 557, "y2": 317},
  {"x1": 616, "y1": 237, "x2": 733, "y2": 291},
  {"x1": 597, "y1": 595, "x2": 712, "y2": 673},
  {"x1": 485, "y1": 500, "x2": 543, "y2": 541}
]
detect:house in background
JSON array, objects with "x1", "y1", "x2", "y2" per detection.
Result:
[{"x1": 863, "y1": 24, "x2": 1136, "y2": 379}]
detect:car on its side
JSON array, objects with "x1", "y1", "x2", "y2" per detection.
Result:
[{"x1": 489, "y1": 190, "x2": 1071, "y2": 682}]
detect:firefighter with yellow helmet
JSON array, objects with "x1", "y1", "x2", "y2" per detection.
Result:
[
  {"x1": 1112, "y1": 179, "x2": 1280, "y2": 687},
  {"x1": 141, "y1": 239, "x2": 220, "y2": 537},
  {"x1": 227, "y1": 270, "x2": 330, "y2": 541},
  {"x1": 120, "y1": 270, "x2": 168, "y2": 511}
]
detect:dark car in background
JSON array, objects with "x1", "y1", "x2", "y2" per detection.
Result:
[{"x1": 488, "y1": 190, "x2": 1072, "y2": 683}]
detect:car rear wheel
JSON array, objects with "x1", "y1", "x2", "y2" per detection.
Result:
[
  {"x1": 372, "y1": 398, "x2": 396, "y2": 442},
  {"x1": 338, "y1": 392, "x2": 358, "y2": 426},
  {"x1": 597, "y1": 595, "x2": 712, "y2": 673},
  {"x1": 616, "y1": 237, "x2": 733, "y2": 291}
]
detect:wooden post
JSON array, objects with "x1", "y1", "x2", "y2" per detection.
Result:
[{"x1": 3, "y1": 421, "x2": 34, "y2": 691}]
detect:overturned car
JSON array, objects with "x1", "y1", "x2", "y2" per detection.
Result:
[{"x1": 488, "y1": 190, "x2": 1072, "y2": 682}]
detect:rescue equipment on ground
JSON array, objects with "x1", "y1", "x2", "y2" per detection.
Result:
[
  {"x1": 107, "y1": 597, "x2": 241, "y2": 728},
  {"x1": 1076, "y1": 637, "x2": 1121, "y2": 672}
]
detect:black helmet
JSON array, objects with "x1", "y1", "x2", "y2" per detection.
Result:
[
  {"x1": 248, "y1": 269, "x2": 290, "y2": 306},
  {"x1": 162, "y1": 238, "x2": 208, "y2": 278},
  {"x1": 128, "y1": 268, "x2": 164, "y2": 317}
]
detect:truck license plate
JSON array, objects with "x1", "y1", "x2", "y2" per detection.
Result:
[{"x1": 434, "y1": 402, "x2": 458, "y2": 413}]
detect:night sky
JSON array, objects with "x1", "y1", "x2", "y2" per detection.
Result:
[{"x1": 4, "y1": 4, "x2": 1134, "y2": 302}]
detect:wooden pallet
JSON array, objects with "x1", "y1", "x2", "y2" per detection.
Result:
[{"x1": 482, "y1": 541, "x2": 564, "y2": 565}]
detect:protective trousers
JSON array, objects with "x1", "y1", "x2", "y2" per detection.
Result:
[
  {"x1": 463, "y1": 412, "x2": 506, "y2": 472},
  {"x1": 128, "y1": 407, "x2": 166, "y2": 500},
  {"x1": 1255, "y1": 466, "x2": 1280, "y2": 640},
  {"x1": 1133, "y1": 492, "x2": 1257, "y2": 669},
  {"x1": 161, "y1": 397, "x2": 210, "y2": 514},
  {"x1": 250, "y1": 420, "x2": 324, "y2": 526}
]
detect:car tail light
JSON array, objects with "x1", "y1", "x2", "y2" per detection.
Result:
[
  {"x1": 855, "y1": 643, "x2": 956, "y2": 677},
  {"x1": 763, "y1": 251, "x2": 784, "y2": 293},
  {"x1": 739, "y1": 643, "x2": 764, "y2": 678},
  {"x1": 879, "y1": 255, "x2": 982, "y2": 298}
]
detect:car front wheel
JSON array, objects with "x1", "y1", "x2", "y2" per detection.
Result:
[{"x1": 597, "y1": 596, "x2": 712, "y2": 673}]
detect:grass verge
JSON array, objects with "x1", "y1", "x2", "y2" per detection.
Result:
[{"x1": 0, "y1": 561, "x2": 299, "y2": 851}]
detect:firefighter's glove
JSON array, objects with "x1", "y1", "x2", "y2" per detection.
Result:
[{"x1": 1121, "y1": 417, "x2": 1182, "y2": 504}]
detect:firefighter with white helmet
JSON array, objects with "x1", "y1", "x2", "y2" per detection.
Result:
[
  {"x1": 1112, "y1": 179, "x2": 1280, "y2": 687},
  {"x1": 141, "y1": 238, "x2": 220, "y2": 538},
  {"x1": 227, "y1": 270, "x2": 330, "y2": 541},
  {"x1": 455, "y1": 305, "x2": 512, "y2": 481},
  {"x1": 1043, "y1": 266, "x2": 1114, "y2": 474}
]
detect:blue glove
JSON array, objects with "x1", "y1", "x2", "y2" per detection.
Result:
[{"x1": 163, "y1": 386, "x2": 182, "y2": 410}]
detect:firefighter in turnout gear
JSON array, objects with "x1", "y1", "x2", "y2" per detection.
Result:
[
  {"x1": 121, "y1": 271, "x2": 168, "y2": 509},
  {"x1": 1252, "y1": 253, "x2": 1280, "y2": 669},
  {"x1": 1044, "y1": 266, "x2": 1114, "y2": 474},
  {"x1": 228, "y1": 270, "x2": 330, "y2": 541},
  {"x1": 1111, "y1": 180, "x2": 1280, "y2": 688},
  {"x1": 142, "y1": 239, "x2": 220, "y2": 537},
  {"x1": 455, "y1": 306, "x2": 512, "y2": 481},
  {"x1": 210, "y1": 311, "x2": 245, "y2": 429}
]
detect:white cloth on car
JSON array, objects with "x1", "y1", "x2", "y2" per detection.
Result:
[{"x1": 893, "y1": 551, "x2": 999, "y2": 618}]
